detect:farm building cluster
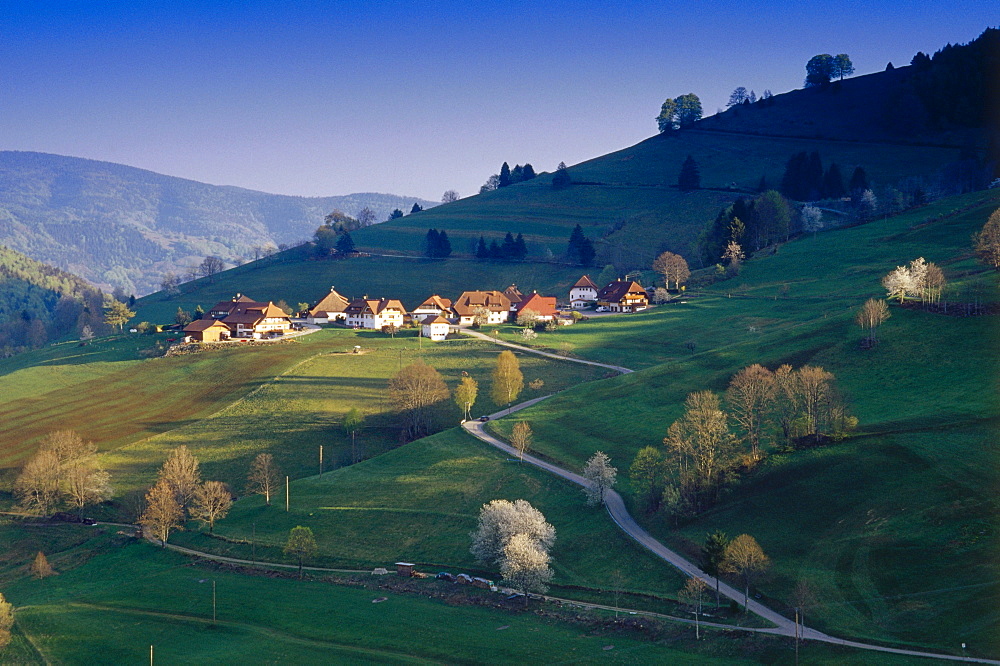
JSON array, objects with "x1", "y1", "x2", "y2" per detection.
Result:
[{"x1": 183, "y1": 276, "x2": 649, "y2": 343}]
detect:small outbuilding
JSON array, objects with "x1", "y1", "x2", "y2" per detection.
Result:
[
  {"x1": 183, "y1": 318, "x2": 231, "y2": 342},
  {"x1": 421, "y1": 315, "x2": 450, "y2": 341},
  {"x1": 395, "y1": 562, "x2": 416, "y2": 577}
]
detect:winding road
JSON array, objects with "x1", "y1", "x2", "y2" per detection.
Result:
[{"x1": 457, "y1": 330, "x2": 999, "y2": 664}]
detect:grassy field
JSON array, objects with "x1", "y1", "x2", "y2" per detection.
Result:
[
  {"x1": 468, "y1": 189, "x2": 1000, "y2": 656},
  {"x1": 0, "y1": 527, "x2": 929, "y2": 664}
]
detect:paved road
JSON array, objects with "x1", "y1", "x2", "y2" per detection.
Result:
[{"x1": 457, "y1": 328, "x2": 633, "y2": 375}]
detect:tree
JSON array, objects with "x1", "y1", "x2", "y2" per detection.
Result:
[
  {"x1": 388, "y1": 360, "x2": 449, "y2": 439},
  {"x1": 471, "y1": 306, "x2": 492, "y2": 327},
  {"x1": 678, "y1": 577, "x2": 709, "y2": 639},
  {"x1": 103, "y1": 297, "x2": 135, "y2": 332},
  {"x1": 700, "y1": 531, "x2": 729, "y2": 608},
  {"x1": 805, "y1": 54, "x2": 834, "y2": 86},
  {"x1": 597, "y1": 263, "x2": 618, "y2": 287},
  {"x1": 727, "y1": 364, "x2": 776, "y2": 462},
  {"x1": 356, "y1": 207, "x2": 377, "y2": 227},
  {"x1": 882, "y1": 265, "x2": 916, "y2": 303},
  {"x1": 510, "y1": 421, "x2": 532, "y2": 462},
  {"x1": 284, "y1": 526, "x2": 317, "y2": 578},
  {"x1": 516, "y1": 309, "x2": 540, "y2": 327},
  {"x1": 522, "y1": 164, "x2": 536, "y2": 180},
  {"x1": 199, "y1": 255, "x2": 225, "y2": 281},
  {"x1": 175, "y1": 307, "x2": 193, "y2": 326},
  {"x1": 63, "y1": 457, "x2": 112, "y2": 516},
  {"x1": 628, "y1": 446, "x2": 665, "y2": 511},
  {"x1": 470, "y1": 499, "x2": 555, "y2": 565},
  {"x1": 247, "y1": 452, "x2": 280, "y2": 505},
  {"x1": 388, "y1": 208, "x2": 404, "y2": 220},
  {"x1": 924, "y1": 262, "x2": 946, "y2": 304},
  {"x1": 581, "y1": 451, "x2": 616, "y2": 506},
  {"x1": 161, "y1": 272, "x2": 181, "y2": 296},
  {"x1": 678, "y1": 155, "x2": 701, "y2": 192},
  {"x1": 552, "y1": 162, "x2": 571, "y2": 189},
  {"x1": 441, "y1": 190, "x2": 459, "y2": 203},
  {"x1": 454, "y1": 376, "x2": 478, "y2": 422},
  {"x1": 801, "y1": 205, "x2": 823, "y2": 237},
  {"x1": 674, "y1": 93, "x2": 703, "y2": 127},
  {"x1": 14, "y1": 448, "x2": 60, "y2": 515},
  {"x1": 0, "y1": 593, "x2": 13, "y2": 650},
  {"x1": 191, "y1": 481, "x2": 232, "y2": 533},
  {"x1": 848, "y1": 166, "x2": 870, "y2": 195},
  {"x1": 140, "y1": 479, "x2": 184, "y2": 547},
  {"x1": 656, "y1": 98, "x2": 678, "y2": 132},
  {"x1": 832, "y1": 53, "x2": 855, "y2": 80},
  {"x1": 727, "y1": 87, "x2": 749, "y2": 107},
  {"x1": 336, "y1": 232, "x2": 355, "y2": 253},
  {"x1": 796, "y1": 365, "x2": 836, "y2": 442},
  {"x1": 480, "y1": 174, "x2": 500, "y2": 193},
  {"x1": 722, "y1": 534, "x2": 770, "y2": 610},
  {"x1": 410, "y1": 203, "x2": 423, "y2": 214},
  {"x1": 30, "y1": 551, "x2": 56, "y2": 578},
  {"x1": 823, "y1": 163, "x2": 846, "y2": 199},
  {"x1": 973, "y1": 208, "x2": 1000, "y2": 271},
  {"x1": 491, "y1": 350, "x2": 523, "y2": 411},
  {"x1": 722, "y1": 240, "x2": 744, "y2": 267},
  {"x1": 856, "y1": 298, "x2": 890, "y2": 345},
  {"x1": 343, "y1": 408, "x2": 364, "y2": 463},
  {"x1": 663, "y1": 391, "x2": 738, "y2": 510},
  {"x1": 499, "y1": 162, "x2": 512, "y2": 188},
  {"x1": 652, "y1": 251, "x2": 690, "y2": 290},
  {"x1": 500, "y1": 532, "x2": 554, "y2": 602},
  {"x1": 157, "y1": 445, "x2": 201, "y2": 509}
]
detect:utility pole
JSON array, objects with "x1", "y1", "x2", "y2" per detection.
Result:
[
  {"x1": 285, "y1": 476, "x2": 289, "y2": 512},
  {"x1": 251, "y1": 523, "x2": 256, "y2": 565},
  {"x1": 212, "y1": 580, "x2": 217, "y2": 625},
  {"x1": 319, "y1": 445, "x2": 323, "y2": 477}
]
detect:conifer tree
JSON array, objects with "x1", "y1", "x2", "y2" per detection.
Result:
[
  {"x1": 499, "y1": 162, "x2": 511, "y2": 188},
  {"x1": 678, "y1": 155, "x2": 701, "y2": 192},
  {"x1": 475, "y1": 236, "x2": 489, "y2": 260}
]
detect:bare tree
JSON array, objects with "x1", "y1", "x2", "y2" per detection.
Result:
[
  {"x1": 246, "y1": 453, "x2": 280, "y2": 505},
  {"x1": 500, "y1": 533, "x2": 554, "y2": 604},
  {"x1": 441, "y1": 190, "x2": 460, "y2": 203},
  {"x1": 727, "y1": 365, "x2": 776, "y2": 462},
  {"x1": 491, "y1": 350, "x2": 523, "y2": 411},
  {"x1": 924, "y1": 263, "x2": 946, "y2": 304},
  {"x1": 140, "y1": 479, "x2": 184, "y2": 546},
  {"x1": 14, "y1": 448, "x2": 61, "y2": 515},
  {"x1": 722, "y1": 534, "x2": 770, "y2": 610},
  {"x1": 581, "y1": 451, "x2": 617, "y2": 505},
  {"x1": 796, "y1": 365, "x2": 835, "y2": 442},
  {"x1": 509, "y1": 421, "x2": 533, "y2": 462},
  {"x1": 158, "y1": 445, "x2": 201, "y2": 509},
  {"x1": 191, "y1": 481, "x2": 233, "y2": 533},
  {"x1": 470, "y1": 499, "x2": 555, "y2": 565},
  {"x1": 856, "y1": 298, "x2": 890, "y2": 345},
  {"x1": 454, "y1": 376, "x2": 478, "y2": 422},
  {"x1": 356, "y1": 207, "x2": 377, "y2": 227},
  {"x1": 30, "y1": 551, "x2": 55, "y2": 578},
  {"x1": 64, "y1": 461, "x2": 112, "y2": 516},
  {"x1": 472, "y1": 306, "x2": 492, "y2": 327},
  {"x1": 973, "y1": 208, "x2": 1000, "y2": 271},
  {"x1": 663, "y1": 391, "x2": 738, "y2": 511},
  {"x1": 515, "y1": 309, "x2": 540, "y2": 327},
  {"x1": 0, "y1": 593, "x2": 13, "y2": 650},
  {"x1": 199, "y1": 255, "x2": 225, "y2": 281},
  {"x1": 652, "y1": 251, "x2": 691, "y2": 290},
  {"x1": 388, "y1": 360, "x2": 449, "y2": 439},
  {"x1": 284, "y1": 525, "x2": 317, "y2": 578},
  {"x1": 678, "y1": 577, "x2": 709, "y2": 639}
]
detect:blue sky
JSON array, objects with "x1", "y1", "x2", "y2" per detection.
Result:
[{"x1": 0, "y1": 1, "x2": 995, "y2": 201}]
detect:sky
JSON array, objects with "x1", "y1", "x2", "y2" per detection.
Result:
[{"x1": 0, "y1": 1, "x2": 995, "y2": 202}]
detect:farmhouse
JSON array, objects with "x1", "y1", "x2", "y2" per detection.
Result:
[
  {"x1": 183, "y1": 318, "x2": 231, "y2": 342},
  {"x1": 452, "y1": 290, "x2": 511, "y2": 325},
  {"x1": 421, "y1": 315, "x2": 451, "y2": 341},
  {"x1": 569, "y1": 275, "x2": 598, "y2": 308},
  {"x1": 344, "y1": 298, "x2": 406, "y2": 329},
  {"x1": 411, "y1": 294, "x2": 453, "y2": 321},
  {"x1": 207, "y1": 293, "x2": 260, "y2": 319},
  {"x1": 513, "y1": 291, "x2": 558, "y2": 321},
  {"x1": 502, "y1": 284, "x2": 524, "y2": 315},
  {"x1": 223, "y1": 301, "x2": 292, "y2": 337},
  {"x1": 597, "y1": 280, "x2": 649, "y2": 313},
  {"x1": 307, "y1": 287, "x2": 350, "y2": 323}
]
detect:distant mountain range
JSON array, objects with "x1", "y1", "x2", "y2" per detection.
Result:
[{"x1": 0, "y1": 151, "x2": 437, "y2": 295}]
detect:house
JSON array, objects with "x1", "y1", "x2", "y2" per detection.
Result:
[
  {"x1": 502, "y1": 284, "x2": 524, "y2": 315},
  {"x1": 410, "y1": 294, "x2": 452, "y2": 321},
  {"x1": 222, "y1": 301, "x2": 292, "y2": 338},
  {"x1": 421, "y1": 315, "x2": 451, "y2": 341},
  {"x1": 513, "y1": 291, "x2": 558, "y2": 322},
  {"x1": 207, "y1": 293, "x2": 260, "y2": 320},
  {"x1": 344, "y1": 298, "x2": 406, "y2": 330},
  {"x1": 569, "y1": 275, "x2": 598, "y2": 309},
  {"x1": 597, "y1": 280, "x2": 649, "y2": 313},
  {"x1": 183, "y1": 318, "x2": 231, "y2": 342},
  {"x1": 451, "y1": 290, "x2": 511, "y2": 326},
  {"x1": 307, "y1": 287, "x2": 350, "y2": 323}
]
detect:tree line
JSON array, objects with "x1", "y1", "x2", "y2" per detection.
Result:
[
  {"x1": 474, "y1": 232, "x2": 527, "y2": 261},
  {"x1": 481, "y1": 161, "x2": 537, "y2": 193}
]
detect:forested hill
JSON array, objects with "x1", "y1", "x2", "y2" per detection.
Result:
[
  {"x1": 0, "y1": 151, "x2": 437, "y2": 296},
  {"x1": 0, "y1": 245, "x2": 105, "y2": 356}
]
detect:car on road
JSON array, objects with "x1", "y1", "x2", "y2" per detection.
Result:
[{"x1": 478, "y1": 415, "x2": 490, "y2": 422}]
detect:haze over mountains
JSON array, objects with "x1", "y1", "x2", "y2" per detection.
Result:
[{"x1": 0, "y1": 151, "x2": 436, "y2": 295}]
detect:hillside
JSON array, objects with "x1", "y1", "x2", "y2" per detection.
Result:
[
  {"x1": 0, "y1": 151, "x2": 436, "y2": 295},
  {"x1": 0, "y1": 245, "x2": 105, "y2": 356}
]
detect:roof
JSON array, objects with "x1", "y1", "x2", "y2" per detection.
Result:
[
  {"x1": 573, "y1": 275, "x2": 598, "y2": 289},
  {"x1": 514, "y1": 292, "x2": 558, "y2": 316},
  {"x1": 183, "y1": 319, "x2": 229, "y2": 332},
  {"x1": 222, "y1": 312, "x2": 266, "y2": 325},
  {"x1": 208, "y1": 294, "x2": 264, "y2": 315},
  {"x1": 310, "y1": 287, "x2": 350, "y2": 315},
  {"x1": 452, "y1": 290, "x2": 511, "y2": 316},
  {"x1": 414, "y1": 294, "x2": 452, "y2": 311},
  {"x1": 421, "y1": 315, "x2": 450, "y2": 325},
  {"x1": 598, "y1": 280, "x2": 648, "y2": 303},
  {"x1": 502, "y1": 285, "x2": 524, "y2": 304},
  {"x1": 345, "y1": 298, "x2": 406, "y2": 316}
]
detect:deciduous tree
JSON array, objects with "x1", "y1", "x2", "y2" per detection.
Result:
[
  {"x1": 388, "y1": 360, "x2": 449, "y2": 439},
  {"x1": 470, "y1": 499, "x2": 555, "y2": 565},
  {"x1": 656, "y1": 98, "x2": 678, "y2": 132},
  {"x1": 582, "y1": 451, "x2": 617, "y2": 506},
  {"x1": 652, "y1": 251, "x2": 691, "y2": 290},
  {"x1": 441, "y1": 190, "x2": 459, "y2": 203},
  {"x1": 678, "y1": 155, "x2": 701, "y2": 192},
  {"x1": 247, "y1": 453, "x2": 280, "y2": 505},
  {"x1": 199, "y1": 255, "x2": 225, "y2": 281},
  {"x1": 157, "y1": 445, "x2": 201, "y2": 509},
  {"x1": 500, "y1": 532, "x2": 554, "y2": 603},
  {"x1": 629, "y1": 446, "x2": 666, "y2": 511},
  {"x1": 664, "y1": 391, "x2": 738, "y2": 510},
  {"x1": 678, "y1": 576, "x2": 709, "y2": 639},
  {"x1": 191, "y1": 481, "x2": 232, "y2": 533},
  {"x1": 805, "y1": 54, "x2": 834, "y2": 86},
  {"x1": 674, "y1": 93, "x2": 703, "y2": 127},
  {"x1": 700, "y1": 531, "x2": 729, "y2": 608},
  {"x1": 973, "y1": 208, "x2": 1000, "y2": 271},
  {"x1": 141, "y1": 479, "x2": 184, "y2": 547},
  {"x1": 0, "y1": 593, "x2": 13, "y2": 649},
  {"x1": 491, "y1": 350, "x2": 523, "y2": 411},
  {"x1": 30, "y1": 551, "x2": 55, "y2": 578},
  {"x1": 856, "y1": 298, "x2": 890, "y2": 344},
  {"x1": 454, "y1": 376, "x2": 478, "y2": 422},
  {"x1": 356, "y1": 207, "x2": 377, "y2": 227},
  {"x1": 103, "y1": 297, "x2": 135, "y2": 331},
  {"x1": 284, "y1": 525, "x2": 317, "y2": 578},
  {"x1": 727, "y1": 364, "x2": 776, "y2": 462},
  {"x1": 509, "y1": 421, "x2": 532, "y2": 462},
  {"x1": 14, "y1": 448, "x2": 60, "y2": 515},
  {"x1": 64, "y1": 459, "x2": 112, "y2": 516},
  {"x1": 722, "y1": 534, "x2": 770, "y2": 610}
]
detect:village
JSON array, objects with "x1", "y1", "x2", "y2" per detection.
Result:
[{"x1": 181, "y1": 275, "x2": 652, "y2": 343}]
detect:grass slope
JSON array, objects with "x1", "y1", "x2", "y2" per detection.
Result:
[{"x1": 472, "y1": 189, "x2": 1000, "y2": 656}]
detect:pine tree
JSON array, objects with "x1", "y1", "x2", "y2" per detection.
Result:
[
  {"x1": 501, "y1": 232, "x2": 518, "y2": 259},
  {"x1": 806, "y1": 151, "x2": 824, "y2": 200},
  {"x1": 510, "y1": 164, "x2": 524, "y2": 184},
  {"x1": 489, "y1": 239, "x2": 502, "y2": 259},
  {"x1": 336, "y1": 231, "x2": 355, "y2": 253},
  {"x1": 475, "y1": 236, "x2": 489, "y2": 260},
  {"x1": 522, "y1": 164, "x2": 536, "y2": 180},
  {"x1": 437, "y1": 230, "x2": 451, "y2": 258},
  {"x1": 823, "y1": 163, "x2": 846, "y2": 199},
  {"x1": 410, "y1": 203, "x2": 423, "y2": 214},
  {"x1": 425, "y1": 229, "x2": 441, "y2": 258},
  {"x1": 849, "y1": 166, "x2": 870, "y2": 195},
  {"x1": 678, "y1": 155, "x2": 701, "y2": 192},
  {"x1": 514, "y1": 233, "x2": 527, "y2": 260},
  {"x1": 499, "y1": 162, "x2": 512, "y2": 188},
  {"x1": 567, "y1": 224, "x2": 587, "y2": 262},
  {"x1": 552, "y1": 162, "x2": 571, "y2": 189},
  {"x1": 578, "y1": 237, "x2": 596, "y2": 266}
]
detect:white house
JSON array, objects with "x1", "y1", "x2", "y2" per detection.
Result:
[
  {"x1": 306, "y1": 286, "x2": 350, "y2": 324},
  {"x1": 569, "y1": 275, "x2": 598, "y2": 308},
  {"x1": 451, "y1": 290, "x2": 511, "y2": 326},
  {"x1": 344, "y1": 298, "x2": 406, "y2": 330},
  {"x1": 410, "y1": 295, "x2": 452, "y2": 321},
  {"x1": 421, "y1": 315, "x2": 451, "y2": 341}
]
